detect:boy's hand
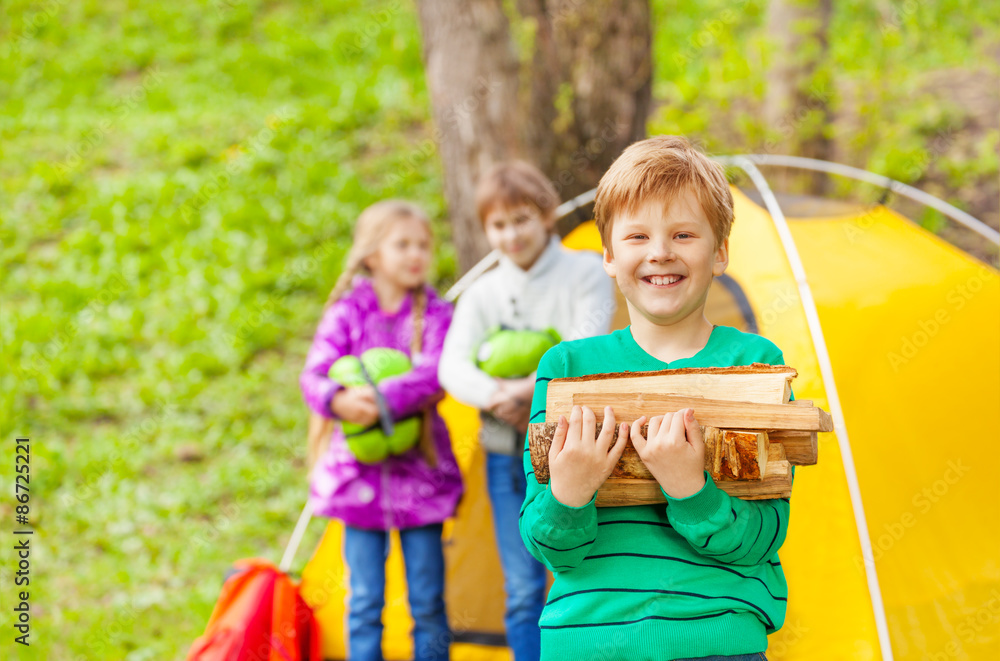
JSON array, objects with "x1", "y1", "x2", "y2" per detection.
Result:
[
  {"x1": 491, "y1": 397, "x2": 528, "y2": 431},
  {"x1": 488, "y1": 380, "x2": 532, "y2": 432},
  {"x1": 629, "y1": 408, "x2": 706, "y2": 499},
  {"x1": 506, "y1": 376, "x2": 535, "y2": 403},
  {"x1": 495, "y1": 399, "x2": 530, "y2": 433},
  {"x1": 549, "y1": 405, "x2": 629, "y2": 508},
  {"x1": 331, "y1": 386, "x2": 379, "y2": 427}
]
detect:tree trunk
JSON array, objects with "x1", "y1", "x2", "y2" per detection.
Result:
[
  {"x1": 415, "y1": 0, "x2": 522, "y2": 267},
  {"x1": 542, "y1": 0, "x2": 653, "y2": 202},
  {"x1": 763, "y1": 0, "x2": 834, "y2": 194},
  {"x1": 417, "y1": 0, "x2": 652, "y2": 273}
]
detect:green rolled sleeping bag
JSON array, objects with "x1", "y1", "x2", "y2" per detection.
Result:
[
  {"x1": 476, "y1": 327, "x2": 562, "y2": 379},
  {"x1": 328, "y1": 348, "x2": 420, "y2": 464}
]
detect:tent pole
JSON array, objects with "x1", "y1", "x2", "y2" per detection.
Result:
[
  {"x1": 444, "y1": 249, "x2": 500, "y2": 302},
  {"x1": 726, "y1": 156, "x2": 896, "y2": 661},
  {"x1": 280, "y1": 500, "x2": 315, "y2": 574},
  {"x1": 727, "y1": 154, "x2": 999, "y2": 246}
]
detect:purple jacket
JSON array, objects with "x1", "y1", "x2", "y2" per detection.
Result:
[{"x1": 300, "y1": 278, "x2": 463, "y2": 530}]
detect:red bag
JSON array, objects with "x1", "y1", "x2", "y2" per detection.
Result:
[{"x1": 187, "y1": 558, "x2": 321, "y2": 661}]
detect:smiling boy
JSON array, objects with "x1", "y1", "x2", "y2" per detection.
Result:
[
  {"x1": 439, "y1": 160, "x2": 616, "y2": 661},
  {"x1": 519, "y1": 136, "x2": 789, "y2": 660}
]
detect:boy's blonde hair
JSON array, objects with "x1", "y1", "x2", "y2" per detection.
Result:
[
  {"x1": 475, "y1": 160, "x2": 560, "y2": 224},
  {"x1": 594, "y1": 135, "x2": 733, "y2": 252}
]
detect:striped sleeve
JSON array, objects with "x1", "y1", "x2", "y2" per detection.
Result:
[
  {"x1": 665, "y1": 478, "x2": 790, "y2": 566},
  {"x1": 519, "y1": 347, "x2": 599, "y2": 572}
]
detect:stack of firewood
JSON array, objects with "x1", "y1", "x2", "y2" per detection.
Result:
[{"x1": 528, "y1": 364, "x2": 830, "y2": 506}]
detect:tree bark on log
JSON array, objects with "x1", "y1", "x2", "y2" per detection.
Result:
[
  {"x1": 595, "y1": 444, "x2": 793, "y2": 506},
  {"x1": 529, "y1": 423, "x2": 770, "y2": 482},
  {"x1": 416, "y1": 0, "x2": 652, "y2": 272}
]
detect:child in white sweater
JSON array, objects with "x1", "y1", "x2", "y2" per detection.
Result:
[{"x1": 438, "y1": 161, "x2": 615, "y2": 661}]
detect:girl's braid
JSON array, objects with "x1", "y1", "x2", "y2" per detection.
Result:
[
  {"x1": 410, "y1": 285, "x2": 426, "y2": 356},
  {"x1": 410, "y1": 284, "x2": 438, "y2": 468},
  {"x1": 324, "y1": 253, "x2": 365, "y2": 311}
]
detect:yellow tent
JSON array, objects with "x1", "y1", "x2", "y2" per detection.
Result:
[{"x1": 301, "y1": 169, "x2": 999, "y2": 660}]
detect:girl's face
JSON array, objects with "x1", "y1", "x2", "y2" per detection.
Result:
[{"x1": 365, "y1": 216, "x2": 432, "y2": 292}]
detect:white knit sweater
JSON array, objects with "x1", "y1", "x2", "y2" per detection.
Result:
[{"x1": 438, "y1": 237, "x2": 616, "y2": 455}]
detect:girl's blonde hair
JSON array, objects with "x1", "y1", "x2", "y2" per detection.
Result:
[
  {"x1": 324, "y1": 200, "x2": 431, "y2": 355},
  {"x1": 308, "y1": 200, "x2": 436, "y2": 469}
]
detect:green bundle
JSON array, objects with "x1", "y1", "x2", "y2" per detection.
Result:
[
  {"x1": 329, "y1": 348, "x2": 420, "y2": 464},
  {"x1": 476, "y1": 327, "x2": 561, "y2": 379}
]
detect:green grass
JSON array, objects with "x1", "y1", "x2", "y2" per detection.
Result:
[
  {"x1": 1, "y1": 1, "x2": 997, "y2": 658},
  {"x1": 1, "y1": 1, "x2": 447, "y2": 658}
]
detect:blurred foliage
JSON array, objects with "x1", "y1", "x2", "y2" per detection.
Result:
[
  {"x1": 650, "y1": 0, "x2": 1000, "y2": 223},
  {"x1": 0, "y1": 0, "x2": 997, "y2": 658}
]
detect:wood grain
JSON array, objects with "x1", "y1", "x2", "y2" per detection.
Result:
[
  {"x1": 532, "y1": 367, "x2": 822, "y2": 504},
  {"x1": 563, "y1": 393, "x2": 833, "y2": 431},
  {"x1": 769, "y1": 430, "x2": 818, "y2": 465},
  {"x1": 546, "y1": 364, "x2": 796, "y2": 416}
]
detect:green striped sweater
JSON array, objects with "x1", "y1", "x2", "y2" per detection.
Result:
[{"x1": 519, "y1": 325, "x2": 790, "y2": 660}]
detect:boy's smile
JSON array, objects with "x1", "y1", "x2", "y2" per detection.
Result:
[{"x1": 603, "y1": 189, "x2": 728, "y2": 328}]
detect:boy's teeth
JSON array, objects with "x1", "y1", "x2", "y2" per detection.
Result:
[{"x1": 648, "y1": 275, "x2": 681, "y2": 285}]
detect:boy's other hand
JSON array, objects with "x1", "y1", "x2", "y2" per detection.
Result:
[
  {"x1": 507, "y1": 375, "x2": 535, "y2": 403},
  {"x1": 494, "y1": 397, "x2": 530, "y2": 434},
  {"x1": 629, "y1": 408, "x2": 706, "y2": 499},
  {"x1": 488, "y1": 381, "x2": 532, "y2": 432},
  {"x1": 549, "y1": 405, "x2": 628, "y2": 508},
  {"x1": 491, "y1": 398, "x2": 530, "y2": 433},
  {"x1": 331, "y1": 386, "x2": 379, "y2": 427}
]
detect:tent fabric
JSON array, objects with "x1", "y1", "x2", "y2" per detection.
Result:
[{"x1": 300, "y1": 188, "x2": 999, "y2": 660}]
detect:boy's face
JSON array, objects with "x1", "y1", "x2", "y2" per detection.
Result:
[
  {"x1": 602, "y1": 189, "x2": 728, "y2": 328},
  {"x1": 483, "y1": 204, "x2": 553, "y2": 270}
]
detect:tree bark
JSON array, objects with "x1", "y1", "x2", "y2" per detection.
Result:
[
  {"x1": 416, "y1": 0, "x2": 522, "y2": 267},
  {"x1": 543, "y1": 0, "x2": 653, "y2": 201},
  {"x1": 763, "y1": 0, "x2": 834, "y2": 193},
  {"x1": 417, "y1": 0, "x2": 652, "y2": 273}
]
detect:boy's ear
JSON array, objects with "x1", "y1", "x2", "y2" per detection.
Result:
[
  {"x1": 712, "y1": 238, "x2": 729, "y2": 277},
  {"x1": 602, "y1": 247, "x2": 617, "y2": 278}
]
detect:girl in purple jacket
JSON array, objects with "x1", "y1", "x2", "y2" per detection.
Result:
[{"x1": 300, "y1": 200, "x2": 463, "y2": 661}]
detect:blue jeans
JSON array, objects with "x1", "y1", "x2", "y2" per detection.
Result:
[
  {"x1": 343, "y1": 524, "x2": 451, "y2": 661},
  {"x1": 486, "y1": 451, "x2": 548, "y2": 661}
]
